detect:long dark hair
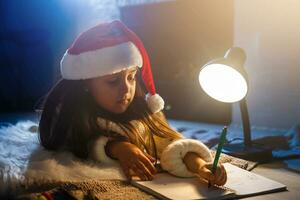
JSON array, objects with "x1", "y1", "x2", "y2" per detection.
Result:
[{"x1": 39, "y1": 71, "x2": 182, "y2": 159}]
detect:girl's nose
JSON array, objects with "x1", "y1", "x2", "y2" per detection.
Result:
[{"x1": 120, "y1": 78, "x2": 130, "y2": 94}]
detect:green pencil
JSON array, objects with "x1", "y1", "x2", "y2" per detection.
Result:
[{"x1": 208, "y1": 126, "x2": 227, "y2": 188}]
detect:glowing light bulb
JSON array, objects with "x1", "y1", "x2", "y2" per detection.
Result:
[{"x1": 199, "y1": 64, "x2": 248, "y2": 103}]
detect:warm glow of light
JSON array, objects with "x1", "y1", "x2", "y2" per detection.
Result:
[{"x1": 199, "y1": 64, "x2": 248, "y2": 103}]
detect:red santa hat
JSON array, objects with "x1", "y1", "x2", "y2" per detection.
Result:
[{"x1": 60, "y1": 20, "x2": 164, "y2": 113}]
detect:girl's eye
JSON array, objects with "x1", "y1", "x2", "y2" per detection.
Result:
[{"x1": 107, "y1": 78, "x2": 119, "y2": 85}]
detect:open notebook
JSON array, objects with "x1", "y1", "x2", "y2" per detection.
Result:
[{"x1": 131, "y1": 163, "x2": 286, "y2": 200}]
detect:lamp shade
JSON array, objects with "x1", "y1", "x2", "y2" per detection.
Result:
[
  {"x1": 198, "y1": 47, "x2": 272, "y2": 161},
  {"x1": 198, "y1": 47, "x2": 248, "y2": 103}
]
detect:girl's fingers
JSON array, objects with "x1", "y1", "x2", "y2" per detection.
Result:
[
  {"x1": 131, "y1": 164, "x2": 148, "y2": 181},
  {"x1": 196, "y1": 163, "x2": 228, "y2": 186},
  {"x1": 217, "y1": 165, "x2": 227, "y2": 185},
  {"x1": 140, "y1": 154, "x2": 157, "y2": 174},
  {"x1": 198, "y1": 166, "x2": 212, "y2": 181},
  {"x1": 215, "y1": 167, "x2": 222, "y2": 183},
  {"x1": 120, "y1": 163, "x2": 131, "y2": 181},
  {"x1": 219, "y1": 173, "x2": 227, "y2": 185},
  {"x1": 209, "y1": 175, "x2": 215, "y2": 186},
  {"x1": 219, "y1": 165, "x2": 227, "y2": 185},
  {"x1": 144, "y1": 153, "x2": 156, "y2": 162},
  {"x1": 135, "y1": 161, "x2": 154, "y2": 180},
  {"x1": 213, "y1": 165, "x2": 227, "y2": 186},
  {"x1": 121, "y1": 156, "x2": 156, "y2": 181}
]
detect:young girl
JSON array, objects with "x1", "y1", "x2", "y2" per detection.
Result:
[{"x1": 39, "y1": 20, "x2": 227, "y2": 186}]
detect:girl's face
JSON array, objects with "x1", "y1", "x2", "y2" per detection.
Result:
[{"x1": 87, "y1": 67, "x2": 138, "y2": 114}]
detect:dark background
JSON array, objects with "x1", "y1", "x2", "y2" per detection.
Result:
[
  {"x1": 0, "y1": 0, "x2": 233, "y2": 124},
  {"x1": 0, "y1": 1, "x2": 77, "y2": 112},
  {"x1": 121, "y1": 0, "x2": 233, "y2": 123}
]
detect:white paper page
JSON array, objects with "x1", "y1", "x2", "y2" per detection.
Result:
[
  {"x1": 133, "y1": 163, "x2": 286, "y2": 200},
  {"x1": 134, "y1": 173, "x2": 233, "y2": 200},
  {"x1": 224, "y1": 163, "x2": 286, "y2": 196}
]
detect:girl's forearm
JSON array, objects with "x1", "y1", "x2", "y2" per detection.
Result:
[{"x1": 183, "y1": 152, "x2": 206, "y2": 173}]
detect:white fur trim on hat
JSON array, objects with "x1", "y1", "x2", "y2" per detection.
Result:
[
  {"x1": 61, "y1": 42, "x2": 143, "y2": 80},
  {"x1": 160, "y1": 139, "x2": 212, "y2": 177},
  {"x1": 90, "y1": 136, "x2": 117, "y2": 164},
  {"x1": 146, "y1": 93, "x2": 165, "y2": 113}
]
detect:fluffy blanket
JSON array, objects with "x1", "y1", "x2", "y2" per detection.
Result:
[
  {"x1": 1, "y1": 119, "x2": 295, "y2": 198},
  {"x1": 0, "y1": 121, "x2": 125, "y2": 196}
]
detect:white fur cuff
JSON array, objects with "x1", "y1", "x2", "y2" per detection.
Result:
[
  {"x1": 91, "y1": 137, "x2": 117, "y2": 164},
  {"x1": 160, "y1": 139, "x2": 212, "y2": 177}
]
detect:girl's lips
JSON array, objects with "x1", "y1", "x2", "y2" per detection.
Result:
[{"x1": 117, "y1": 99, "x2": 130, "y2": 104}]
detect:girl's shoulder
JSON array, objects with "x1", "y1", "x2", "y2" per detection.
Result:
[{"x1": 95, "y1": 116, "x2": 145, "y2": 137}]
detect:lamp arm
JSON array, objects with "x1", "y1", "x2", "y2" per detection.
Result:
[{"x1": 239, "y1": 98, "x2": 252, "y2": 147}]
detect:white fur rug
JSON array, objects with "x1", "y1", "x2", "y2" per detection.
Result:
[
  {"x1": 1, "y1": 119, "x2": 291, "y2": 196},
  {"x1": 0, "y1": 121, "x2": 125, "y2": 195}
]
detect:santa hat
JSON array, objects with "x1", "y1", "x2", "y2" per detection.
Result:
[{"x1": 60, "y1": 20, "x2": 164, "y2": 113}]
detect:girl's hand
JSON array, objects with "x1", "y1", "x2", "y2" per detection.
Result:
[
  {"x1": 183, "y1": 152, "x2": 227, "y2": 186},
  {"x1": 197, "y1": 163, "x2": 227, "y2": 186},
  {"x1": 108, "y1": 141, "x2": 157, "y2": 181}
]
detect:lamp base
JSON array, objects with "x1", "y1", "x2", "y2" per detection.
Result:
[{"x1": 222, "y1": 143, "x2": 273, "y2": 162}]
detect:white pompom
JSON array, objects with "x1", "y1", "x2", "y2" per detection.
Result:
[{"x1": 145, "y1": 93, "x2": 164, "y2": 113}]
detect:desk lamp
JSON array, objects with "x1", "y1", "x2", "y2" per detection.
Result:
[{"x1": 198, "y1": 47, "x2": 271, "y2": 161}]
